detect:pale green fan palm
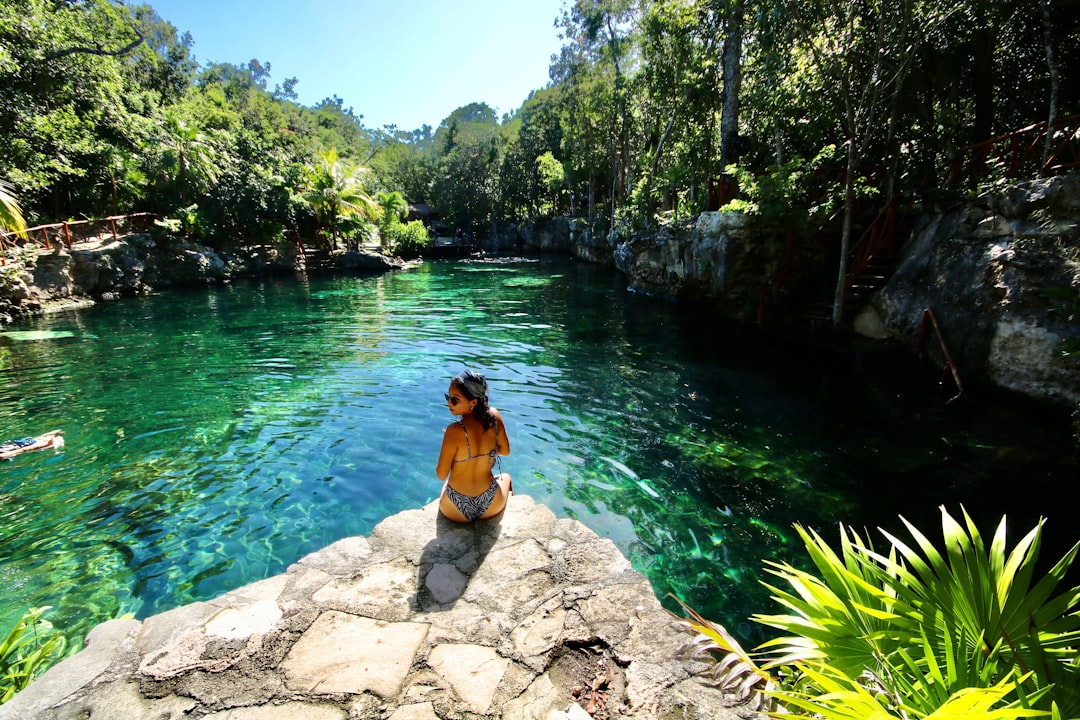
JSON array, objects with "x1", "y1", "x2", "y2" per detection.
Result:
[
  {"x1": 303, "y1": 149, "x2": 379, "y2": 249},
  {"x1": 376, "y1": 191, "x2": 409, "y2": 249},
  {"x1": 768, "y1": 662, "x2": 1049, "y2": 720},
  {"x1": 754, "y1": 523, "x2": 916, "y2": 676},
  {"x1": 156, "y1": 112, "x2": 221, "y2": 205},
  {"x1": 753, "y1": 507, "x2": 1080, "y2": 717},
  {"x1": 0, "y1": 177, "x2": 28, "y2": 240}
]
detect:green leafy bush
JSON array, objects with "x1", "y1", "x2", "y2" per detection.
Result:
[
  {"x1": 385, "y1": 220, "x2": 432, "y2": 258},
  {"x1": 1, "y1": 606, "x2": 66, "y2": 704},
  {"x1": 677, "y1": 507, "x2": 1080, "y2": 719}
]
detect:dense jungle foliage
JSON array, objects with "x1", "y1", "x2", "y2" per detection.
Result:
[{"x1": 1, "y1": 0, "x2": 1077, "y2": 253}]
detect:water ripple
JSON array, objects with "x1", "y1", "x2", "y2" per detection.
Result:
[{"x1": 1, "y1": 260, "x2": 1076, "y2": 649}]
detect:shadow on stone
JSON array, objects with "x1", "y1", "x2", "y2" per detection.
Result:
[{"x1": 412, "y1": 507, "x2": 503, "y2": 610}]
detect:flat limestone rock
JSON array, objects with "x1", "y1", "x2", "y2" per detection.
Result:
[
  {"x1": 388, "y1": 701, "x2": 441, "y2": 720},
  {"x1": 203, "y1": 700, "x2": 346, "y2": 720},
  {"x1": 427, "y1": 643, "x2": 510, "y2": 713},
  {"x1": 282, "y1": 611, "x2": 429, "y2": 698},
  {"x1": 6, "y1": 495, "x2": 755, "y2": 720},
  {"x1": 205, "y1": 599, "x2": 283, "y2": 640}
]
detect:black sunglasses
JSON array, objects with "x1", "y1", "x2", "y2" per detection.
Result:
[{"x1": 444, "y1": 392, "x2": 463, "y2": 406}]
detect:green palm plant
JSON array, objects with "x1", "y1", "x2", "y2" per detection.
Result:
[
  {"x1": 770, "y1": 662, "x2": 1048, "y2": 720},
  {"x1": 155, "y1": 112, "x2": 221, "y2": 207},
  {"x1": 0, "y1": 177, "x2": 28, "y2": 241},
  {"x1": 302, "y1": 148, "x2": 379, "y2": 250},
  {"x1": 876, "y1": 510, "x2": 1080, "y2": 715},
  {"x1": 755, "y1": 523, "x2": 917, "y2": 677},
  {"x1": 678, "y1": 507, "x2": 1080, "y2": 718},
  {"x1": 376, "y1": 191, "x2": 408, "y2": 231},
  {"x1": 0, "y1": 607, "x2": 65, "y2": 704}
]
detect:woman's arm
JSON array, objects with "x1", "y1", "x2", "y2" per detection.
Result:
[
  {"x1": 435, "y1": 422, "x2": 462, "y2": 480},
  {"x1": 493, "y1": 408, "x2": 511, "y2": 456}
]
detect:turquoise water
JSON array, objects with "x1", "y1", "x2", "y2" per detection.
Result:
[{"x1": 1, "y1": 258, "x2": 1077, "y2": 647}]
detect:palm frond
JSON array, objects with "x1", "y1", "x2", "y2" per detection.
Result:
[
  {"x1": 669, "y1": 595, "x2": 775, "y2": 706},
  {"x1": 0, "y1": 177, "x2": 28, "y2": 239}
]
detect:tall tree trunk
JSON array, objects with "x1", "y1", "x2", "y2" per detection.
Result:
[
  {"x1": 1041, "y1": 0, "x2": 1059, "y2": 173},
  {"x1": 719, "y1": 0, "x2": 745, "y2": 169},
  {"x1": 833, "y1": 134, "x2": 857, "y2": 329},
  {"x1": 972, "y1": 6, "x2": 994, "y2": 143},
  {"x1": 773, "y1": 117, "x2": 783, "y2": 168},
  {"x1": 646, "y1": 112, "x2": 678, "y2": 218}
]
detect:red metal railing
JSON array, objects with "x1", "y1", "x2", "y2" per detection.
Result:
[
  {"x1": 0, "y1": 213, "x2": 157, "y2": 265},
  {"x1": 847, "y1": 195, "x2": 908, "y2": 281},
  {"x1": 949, "y1": 113, "x2": 1080, "y2": 186},
  {"x1": 915, "y1": 307, "x2": 964, "y2": 402}
]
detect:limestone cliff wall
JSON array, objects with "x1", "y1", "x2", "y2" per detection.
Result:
[
  {"x1": 865, "y1": 176, "x2": 1080, "y2": 409},
  {"x1": 0, "y1": 236, "x2": 398, "y2": 328},
  {"x1": 612, "y1": 213, "x2": 799, "y2": 319},
  {"x1": 556, "y1": 180, "x2": 1079, "y2": 410}
]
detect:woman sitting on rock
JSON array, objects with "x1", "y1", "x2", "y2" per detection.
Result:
[{"x1": 436, "y1": 370, "x2": 512, "y2": 522}]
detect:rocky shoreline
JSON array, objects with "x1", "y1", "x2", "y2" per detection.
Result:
[
  {"x1": 5, "y1": 178, "x2": 1079, "y2": 413},
  {"x1": 512, "y1": 179, "x2": 1080, "y2": 413},
  {"x1": 0, "y1": 496, "x2": 755, "y2": 720},
  {"x1": 0, "y1": 234, "x2": 404, "y2": 328}
]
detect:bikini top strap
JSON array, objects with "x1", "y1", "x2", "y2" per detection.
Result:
[
  {"x1": 457, "y1": 417, "x2": 501, "y2": 471},
  {"x1": 460, "y1": 417, "x2": 474, "y2": 458}
]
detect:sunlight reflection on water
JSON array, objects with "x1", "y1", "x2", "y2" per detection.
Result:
[{"x1": 1, "y1": 259, "x2": 1076, "y2": 649}]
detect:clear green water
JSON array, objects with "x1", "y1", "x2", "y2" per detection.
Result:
[{"x1": 1, "y1": 259, "x2": 1077, "y2": 647}]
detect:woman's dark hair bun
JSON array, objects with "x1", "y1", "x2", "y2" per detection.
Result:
[{"x1": 453, "y1": 369, "x2": 496, "y2": 430}]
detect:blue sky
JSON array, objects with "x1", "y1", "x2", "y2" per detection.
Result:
[{"x1": 149, "y1": 0, "x2": 567, "y2": 132}]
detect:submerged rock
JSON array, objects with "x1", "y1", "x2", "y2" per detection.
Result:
[{"x1": 0, "y1": 496, "x2": 754, "y2": 720}]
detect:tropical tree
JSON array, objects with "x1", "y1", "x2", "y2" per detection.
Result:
[
  {"x1": 429, "y1": 103, "x2": 504, "y2": 233},
  {"x1": 153, "y1": 111, "x2": 221, "y2": 208},
  {"x1": 376, "y1": 190, "x2": 408, "y2": 247},
  {"x1": 555, "y1": 0, "x2": 640, "y2": 229},
  {"x1": 302, "y1": 148, "x2": 378, "y2": 249},
  {"x1": 498, "y1": 88, "x2": 565, "y2": 219},
  {"x1": 535, "y1": 152, "x2": 566, "y2": 214}
]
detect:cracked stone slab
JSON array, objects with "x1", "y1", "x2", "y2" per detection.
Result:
[
  {"x1": 202, "y1": 700, "x2": 346, "y2": 720},
  {"x1": 282, "y1": 611, "x2": 429, "y2": 697},
  {"x1": 136, "y1": 601, "x2": 216, "y2": 665},
  {"x1": 424, "y1": 562, "x2": 469, "y2": 605},
  {"x1": 427, "y1": 643, "x2": 510, "y2": 714},
  {"x1": 312, "y1": 558, "x2": 418, "y2": 620},
  {"x1": 387, "y1": 701, "x2": 440, "y2": 720},
  {"x1": 211, "y1": 572, "x2": 289, "y2": 608},
  {"x1": 293, "y1": 536, "x2": 373, "y2": 575},
  {"x1": 500, "y1": 673, "x2": 565, "y2": 720},
  {"x1": 510, "y1": 596, "x2": 568, "y2": 659},
  {"x1": 205, "y1": 598, "x2": 283, "y2": 640}
]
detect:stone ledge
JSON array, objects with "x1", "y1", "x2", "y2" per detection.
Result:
[{"x1": 0, "y1": 495, "x2": 759, "y2": 720}]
